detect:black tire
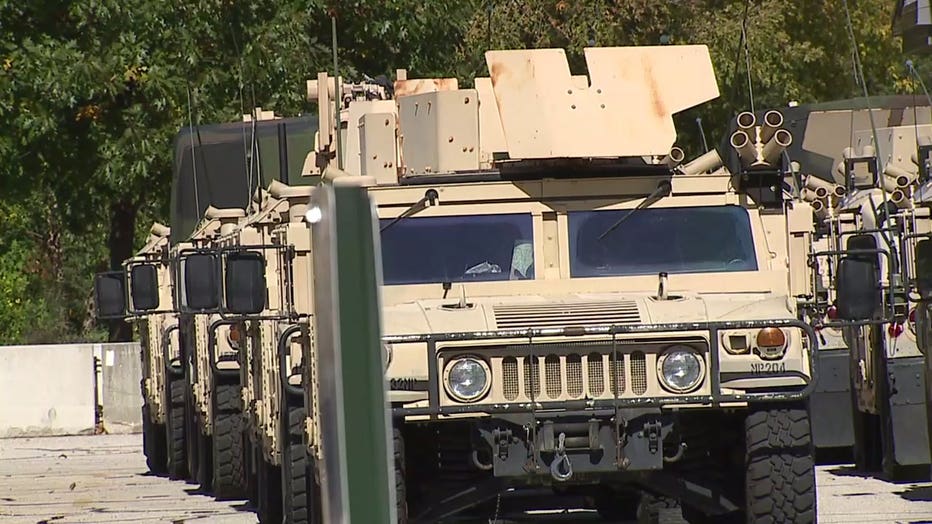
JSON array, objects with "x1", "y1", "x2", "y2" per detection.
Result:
[
  {"x1": 283, "y1": 406, "x2": 320, "y2": 523},
  {"x1": 851, "y1": 405, "x2": 883, "y2": 473},
  {"x1": 247, "y1": 436, "x2": 259, "y2": 506},
  {"x1": 745, "y1": 404, "x2": 816, "y2": 524},
  {"x1": 212, "y1": 382, "x2": 247, "y2": 499},
  {"x1": 851, "y1": 332, "x2": 883, "y2": 474},
  {"x1": 167, "y1": 377, "x2": 188, "y2": 480},
  {"x1": 257, "y1": 454, "x2": 283, "y2": 524},
  {"x1": 594, "y1": 489, "x2": 639, "y2": 522},
  {"x1": 142, "y1": 404, "x2": 168, "y2": 475},
  {"x1": 197, "y1": 431, "x2": 213, "y2": 491},
  {"x1": 394, "y1": 426, "x2": 408, "y2": 524},
  {"x1": 185, "y1": 384, "x2": 200, "y2": 483}
]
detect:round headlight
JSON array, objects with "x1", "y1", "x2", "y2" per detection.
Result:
[
  {"x1": 383, "y1": 342, "x2": 393, "y2": 370},
  {"x1": 658, "y1": 346, "x2": 704, "y2": 393},
  {"x1": 444, "y1": 357, "x2": 490, "y2": 402}
]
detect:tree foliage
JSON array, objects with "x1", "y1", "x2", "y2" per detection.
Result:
[{"x1": 0, "y1": 0, "x2": 928, "y2": 343}]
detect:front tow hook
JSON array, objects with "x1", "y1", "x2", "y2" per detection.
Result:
[{"x1": 550, "y1": 432, "x2": 573, "y2": 481}]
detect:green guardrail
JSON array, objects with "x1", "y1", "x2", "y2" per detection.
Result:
[{"x1": 310, "y1": 177, "x2": 396, "y2": 523}]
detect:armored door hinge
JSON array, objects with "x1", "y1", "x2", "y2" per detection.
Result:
[{"x1": 305, "y1": 418, "x2": 315, "y2": 445}]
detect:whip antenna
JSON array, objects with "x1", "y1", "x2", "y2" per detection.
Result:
[{"x1": 332, "y1": 14, "x2": 343, "y2": 170}]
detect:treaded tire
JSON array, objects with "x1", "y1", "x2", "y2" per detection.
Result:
[
  {"x1": 851, "y1": 336, "x2": 883, "y2": 474},
  {"x1": 212, "y1": 382, "x2": 247, "y2": 500},
  {"x1": 167, "y1": 377, "x2": 188, "y2": 480},
  {"x1": 257, "y1": 455, "x2": 283, "y2": 524},
  {"x1": 745, "y1": 404, "x2": 816, "y2": 524},
  {"x1": 197, "y1": 431, "x2": 213, "y2": 491},
  {"x1": 394, "y1": 426, "x2": 408, "y2": 524},
  {"x1": 185, "y1": 384, "x2": 200, "y2": 484},
  {"x1": 283, "y1": 406, "x2": 320, "y2": 523},
  {"x1": 594, "y1": 489, "x2": 639, "y2": 522},
  {"x1": 247, "y1": 437, "x2": 259, "y2": 506},
  {"x1": 142, "y1": 404, "x2": 168, "y2": 475}
]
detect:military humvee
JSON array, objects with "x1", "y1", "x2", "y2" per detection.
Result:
[
  {"x1": 94, "y1": 107, "x2": 321, "y2": 516},
  {"x1": 807, "y1": 120, "x2": 932, "y2": 479},
  {"x1": 168, "y1": 207, "x2": 248, "y2": 492},
  {"x1": 300, "y1": 46, "x2": 818, "y2": 523},
  {"x1": 204, "y1": 180, "x2": 317, "y2": 523},
  {"x1": 913, "y1": 136, "x2": 932, "y2": 472},
  {"x1": 94, "y1": 223, "x2": 180, "y2": 476}
]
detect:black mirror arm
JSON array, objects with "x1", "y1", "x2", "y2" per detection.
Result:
[
  {"x1": 598, "y1": 180, "x2": 672, "y2": 241},
  {"x1": 867, "y1": 194, "x2": 899, "y2": 273},
  {"x1": 379, "y1": 189, "x2": 439, "y2": 233}
]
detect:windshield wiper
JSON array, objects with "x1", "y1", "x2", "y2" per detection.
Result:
[
  {"x1": 380, "y1": 189, "x2": 439, "y2": 233},
  {"x1": 597, "y1": 180, "x2": 672, "y2": 241}
]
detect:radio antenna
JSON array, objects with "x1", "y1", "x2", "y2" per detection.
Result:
[
  {"x1": 331, "y1": 14, "x2": 343, "y2": 170},
  {"x1": 696, "y1": 117, "x2": 709, "y2": 152}
]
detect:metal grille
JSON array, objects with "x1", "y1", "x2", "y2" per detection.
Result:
[
  {"x1": 524, "y1": 356, "x2": 540, "y2": 398},
  {"x1": 566, "y1": 354, "x2": 583, "y2": 398},
  {"x1": 493, "y1": 300, "x2": 641, "y2": 329},
  {"x1": 502, "y1": 356, "x2": 519, "y2": 401},
  {"x1": 545, "y1": 355, "x2": 562, "y2": 398},
  {"x1": 609, "y1": 353, "x2": 625, "y2": 395},
  {"x1": 461, "y1": 339, "x2": 706, "y2": 405},
  {"x1": 588, "y1": 353, "x2": 605, "y2": 396},
  {"x1": 631, "y1": 351, "x2": 648, "y2": 395}
]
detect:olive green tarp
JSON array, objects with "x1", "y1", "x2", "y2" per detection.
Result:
[{"x1": 170, "y1": 116, "x2": 319, "y2": 243}]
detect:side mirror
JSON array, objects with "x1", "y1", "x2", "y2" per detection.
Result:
[
  {"x1": 178, "y1": 252, "x2": 220, "y2": 312},
  {"x1": 835, "y1": 234, "x2": 880, "y2": 321},
  {"x1": 223, "y1": 251, "x2": 267, "y2": 315},
  {"x1": 917, "y1": 239, "x2": 932, "y2": 296},
  {"x1": 94, "y1": 271, "x2": 127, "y2": 320},
  {"x1": 128, "y1": 263, "x2": 159, "y2": 313}
]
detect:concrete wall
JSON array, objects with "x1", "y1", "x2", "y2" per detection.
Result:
[
  {"x1": 0, "y1": 342, "x2": 142, "y2": 437},
  {"x1": 98, "y1": 343, "x2": 143, "y2": 434},
  {"x1": 0, "y1": 344, "x2": 97, "y2": 437}
]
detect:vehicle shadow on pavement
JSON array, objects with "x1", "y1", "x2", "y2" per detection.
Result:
[
  {"x1": 825, "y1": 465, "x2": 928, "y2": 485},
  {"x1": 179, "y1": 485, "x2": 254, "y2": 513},
  {"x1": 894, "y1": 485, "x2": 932, "y2": 503}
]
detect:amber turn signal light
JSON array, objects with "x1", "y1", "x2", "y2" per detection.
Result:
[{"x1": 756, "y1": 327, "x2": 786, "y2": 349}]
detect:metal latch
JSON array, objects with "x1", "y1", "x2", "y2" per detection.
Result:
[
  {"x1": 588, "y1": 419, "x2": 601, "y2": 451},
  {"x1": 614, "y1": 414, "x2": 630, "y2": 469},
  {"x1": 493, "y1": 428, "x2": 512, "y2": 460},
  {"x1": 644, "y1": 421, "x2": 662, "y2": 454}
]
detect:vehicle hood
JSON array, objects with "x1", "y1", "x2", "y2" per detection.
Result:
[{"x1": 382, "y1": 292, "x2": 793, "y2": 336}]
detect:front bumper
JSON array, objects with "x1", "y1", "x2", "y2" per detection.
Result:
[{"x1": 477, "y1": 408, "x2": 675, "y2": 479}]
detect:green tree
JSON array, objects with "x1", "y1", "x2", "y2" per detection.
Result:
[
  {"x1": 0, "y1": 0, "x2": 332, "y2": 342},
  {"x1": 0, "y1": 1, "x2": 476, "y2": 343},
  {"x1": 0, "y1": 0, "x2": 928, "y2": 344},
  {"x1": 454, "y1": 0, "x2": 928, "y2": 155}
]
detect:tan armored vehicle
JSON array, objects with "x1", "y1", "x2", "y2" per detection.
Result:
[
  {"x1": 752, "y1": 98, "x2": 932, "y2": 472},
  {"x1": 205, "y1": 181, "x2": 316, "y2": 524},
  {"x1": 168, "y1": 207, "x2": 249, "y2": 493},
  {"x1": 302, "y1": 46, "x2": 818, "y2": 523},
  {"x1": 93, "y1": 223, "x2": 181, "y2": 476},
  {"x1": 126, "y1": 223, "x2": 177, "y2": 476},
  {"x1": 808, "y1": 121, "x2": 932, "y2": 479},
  {"x1": 95, "y1": 107, "x2": 320, "y2": 515}
]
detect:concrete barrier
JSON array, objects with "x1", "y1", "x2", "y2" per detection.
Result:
[
  {"x1": 0, "y1": 342, "x2": 143, "y2": 437},
  {"x1": 97, "y1": 342, "x2": 143, "y2": 434},
  {"x1": 0, "y1": 344, "x2": 97, "y2": 437}
]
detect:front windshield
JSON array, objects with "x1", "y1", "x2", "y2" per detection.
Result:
[
  {"x1": 569, "y1": 205, "x2": 757, "y2": 277},
  {"x1": 379, "y1": 213, "x2": 534, "y2": 285}
]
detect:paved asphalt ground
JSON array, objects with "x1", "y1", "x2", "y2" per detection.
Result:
[{"x1": 3, "y1": 435, "x2": 932, "y2": 523}]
